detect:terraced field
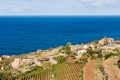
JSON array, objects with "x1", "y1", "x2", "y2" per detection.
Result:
[
  {"x1": 54, "y1": 63, "x2": 82, "y2": 80},
  {"x1": 0, "y1": 63, "x2": 82, "y2": 80}
]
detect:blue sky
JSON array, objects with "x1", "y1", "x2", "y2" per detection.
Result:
[{"x1": 0, "y1": 0, "x2": 120, "y2": 15}]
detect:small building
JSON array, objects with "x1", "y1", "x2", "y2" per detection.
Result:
[
  {"x1": 39, "y1": 56, "x2": 50, "y2": 61},
  {"x1": 74, "y1": 48, "x2": 87, "y2": 59},
  {"x1": 77, "y1": 50, "x2": 87, "y2": 55},
  {"x1": 83, "y1": 45, "x2": 89, "y2": 49},
  {"x1": 98, "y1": 37, "x2": 114, "y2": 46},
  {"x1": 83, "y1": 44, "x2": 96, "y2": 50}
]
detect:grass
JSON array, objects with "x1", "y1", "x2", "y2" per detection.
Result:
[{"x1": 95, "y1": 59, "x2": 103, "y2": 69}]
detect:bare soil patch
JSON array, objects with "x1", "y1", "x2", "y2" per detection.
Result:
[{"x1": 84, "y1": 60, "x2": 97, "y2": 80}]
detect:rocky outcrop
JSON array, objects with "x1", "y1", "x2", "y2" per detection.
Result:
[
  {"x1": 11, "y1": 58, "x2": 23, "y2": 69},
  {"x1": 34, "y1": 59, "x2": 42, "y2": 66},
  {"x1": 49, "y1": 58, "x2": 57, "y2": 64},
  {"x1": 1, "y1": 55, "x2": 10, "y2": 59}
]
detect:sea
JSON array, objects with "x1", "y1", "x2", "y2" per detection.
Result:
[{"x1": 0, "y1": 16, "x2": 120, "y2": 56}]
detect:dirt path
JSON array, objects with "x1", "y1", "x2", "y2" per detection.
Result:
[
  {"x1": 84, "y1": 60, "x2": 97, "y2": 80},
  {"x1": 103, "y1": 58, "x2": 120, "y2": 80}
]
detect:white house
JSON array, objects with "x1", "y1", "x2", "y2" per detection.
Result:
[
  {"x1": 83, "y1": 45, "x2": 89, "y2": 49},
  {"x1": 75, "y1": 49, "x2": 87, "y2": 59},
  {"x1": 77, "y1": 50, "x2": 87, "y2": 55}
]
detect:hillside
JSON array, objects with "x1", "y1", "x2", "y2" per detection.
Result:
[{"x1": 0, "y1": 37, "x2": 120, "y2": 80}]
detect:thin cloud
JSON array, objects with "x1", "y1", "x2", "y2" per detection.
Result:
[
  {"x1": 0, "y1": 0, "x2": 120, "y2": 15},
  {"x1": 81, "y1": 0, "x2": 120, "y2": 7}
]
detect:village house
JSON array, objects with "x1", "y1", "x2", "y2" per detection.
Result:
[
  {"x1": 98, "y1": 37, "x2": 114, "y2": 46},
  {"x1": 39, "y1": 56, "x2": 50, "y2": 61},
  {"x1": 70, "y1": 45, "x2": 82, "y2": 51},
  {"x1": 74, "y1": 48, "x2": 87, "y2": 59},
  {"x1": 83, "y1": 44, "x2": 96, "y2": 50}
]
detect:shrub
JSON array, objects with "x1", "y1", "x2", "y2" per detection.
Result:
[
  {"x1": 91, "y1": 40, "x2": 98, "y2": 44},
  {"x1": 65, "y1": 42, "x2": 72, "y2": 55},
  {"x1": 79, "y1": 53, "x2": 89, "y2": 65},
  {"x1": 87, "y1": 47, "x2": 95, "y2": 56},
  {"x1": 24, "y1": 66, "x2": 43, "y2": 76},
  {"x1": 69, "y1": 53, "x2": 75, "y2": 59},
  {"x1": 55, "y1": 56, "x2": 65, "y2": 64},
  {"x1": 104, "y1": 53, "x2": 119, "y2": 60},
  {"x1": 59, "y1": 46, "x2": 65, "y2": 53}
]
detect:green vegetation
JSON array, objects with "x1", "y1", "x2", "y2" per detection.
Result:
[
  {"x1": 86, "y1": 47, "x2": 103, "y2": 59},
  {"x1": 23, "y1": 66, "x2": 43, "y2": 76},
  {"x1": 79, "y1": 70, "x2": 83, "y2": 80},
  {"x1": 54, "y1": 63, "x2": 82, "y2": 80},
  {"x1": 91, "y1": 40, "x2": 99, "y2": 44},
  {"x1": 18, "y1": 70, "x2": 51, "y2": 80},
  {"x1": 95, "y1": 59, "x2": 103, "y2": 69},
  {"x1": 0, "y1": 72, "x2": 14, "y2": 80},
  {"x1": 95, "y1": 59, "x2": 107, "y2": 80},
  {"x1": 79, "y1": 53, "x2": 89, "y2": 66},
  {"x1": 59, "y1": 42, "x2": 72, "y2": 55},
  {"x1": 87, "y1": 47, "x2": 95, "y2": 57},
  {"x1": 0, "y1": 57, "x2": 15, "y2": 71},
  {"x1": 69, "y1": 53, "x2": 75, "y2": 59},
  {"x1": 104, "y1": 53, "x2": 120, "y2": 60},
  {"x1": 54, "y1": 56, "x2": 65, "y2": 64},
  {"x1": 65, "y1": 42, "x2": 72, "y2": 55}
]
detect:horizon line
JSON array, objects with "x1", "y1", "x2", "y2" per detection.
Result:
[{"x1": 0, "y1": 15, "x2": 120, "y2": 17}]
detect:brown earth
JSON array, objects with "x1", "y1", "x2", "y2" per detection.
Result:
[
  {"x1": 103, "y1": 58, "x2": 120, "y2": 80},
  {"x1": 84, "y1": 60, "x2": 97, "y2": 80}
]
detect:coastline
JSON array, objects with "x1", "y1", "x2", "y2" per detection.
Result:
[{"x1": 0, "y1": 37, "x2": 120, "y2": 80}]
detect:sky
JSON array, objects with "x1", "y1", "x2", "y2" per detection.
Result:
[{"x1": 0, "y1": 0, "x2": 120, "y2": 16}]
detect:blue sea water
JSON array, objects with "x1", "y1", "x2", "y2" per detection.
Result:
[{"x1": 0, "y1": 16, "x2": 120, "y2": 55}]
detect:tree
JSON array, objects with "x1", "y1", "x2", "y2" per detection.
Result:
[
  {"x1": 87, "y1": 47, "x2": 94, "y2": 56},
  {"x1": 79, "y1": 53, "x2": 89, "y2": 65},
  {"x1": 65, "y1": 42, "x2": 72, "y2": 55},
  {"x1": 69, "y1": 53, "x2": 75, "y2": 59}
]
